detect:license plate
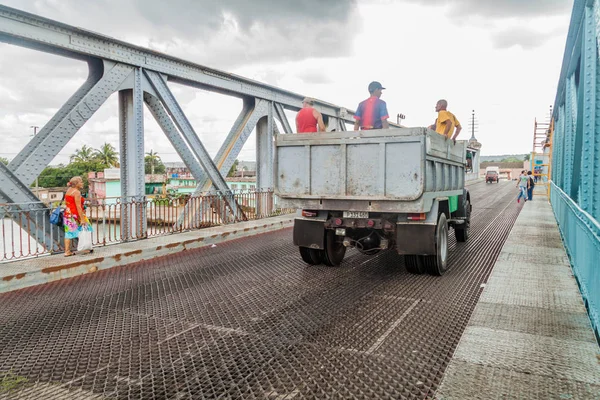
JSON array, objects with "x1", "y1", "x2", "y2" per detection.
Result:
[{"x1": 343, "y1": 211, "x2": 368, "y2": 218}]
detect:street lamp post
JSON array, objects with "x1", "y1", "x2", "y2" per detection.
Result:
[{"x1": 31, "y1": 126, "x2": 40, "y2": 199}]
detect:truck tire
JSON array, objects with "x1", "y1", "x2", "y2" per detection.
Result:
[
  {"x1": 455, "y1": 198, "x2": 471, "y2": 242},
  {"x1": 405, "y1": 255, "x2": 426, "y2": 274},
  {"x1": 322, "y1": 230, "x2": 346, "y2": 266},
  {"x1": 424, "y1": 213, "x2": 449, "y2": 276},
  {"x1": 299, "y1": 247, "x2": 322, "y2": 265}
]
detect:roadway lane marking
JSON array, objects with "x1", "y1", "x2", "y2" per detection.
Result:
[{"x1": 365, "y1": 299, "x2": 420, "y2": 355}]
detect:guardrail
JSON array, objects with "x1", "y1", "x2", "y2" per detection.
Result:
[
  {"x1": 0, "y1": 190, "x2": 294, "y2": 263},
  {"x1": 551, "y1": 0, "x2": 600, "y2": 338}
]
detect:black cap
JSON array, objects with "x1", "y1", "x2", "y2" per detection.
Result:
[{"x1": 368, "y1": 81, "x2": 386, "y2": 93}]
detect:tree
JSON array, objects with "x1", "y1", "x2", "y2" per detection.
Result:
[
  {"x1": 0, "y1": 157, "x2": 8, "y2": 165},
  {"x1": 145, "y1": 150, "x2": 165, "y2": 175},
  {"x1": 523, "y1": 154, "x2": 530, "y2": 161},
  {"x1": 228, "y1": 159, "x2": 239, "y2": 177},
  {"x1": 70, "y1": 145, "x2": 95, "y2": 163},
  {"x1": 94, "y1": 143, "x2": 119, "y2": 168},
  {"x1": 501, "y1": 157, "x2": 522, "y2": 163}
]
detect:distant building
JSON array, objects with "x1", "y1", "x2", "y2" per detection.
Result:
[
  {"x1": 226, "y1": 177, "x2": 256, "y2": 192},
  {"x1": 164, "y1": 162, "x2": 192, "y2": 179},
  {"x1": 88, "y1": 169, "x2": 166, "y2": 204},
  {"x1": 36, "y1": 187, "x2": 68, "y2": 205}
]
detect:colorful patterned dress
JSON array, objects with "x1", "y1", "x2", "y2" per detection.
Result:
[{"x1": 63, "y1": 194, "x2": 86, "y2": 239}]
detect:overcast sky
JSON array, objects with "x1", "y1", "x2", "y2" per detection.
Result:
[{"x1": 0, "y1": 0, "x2": 572, "y2": 165}]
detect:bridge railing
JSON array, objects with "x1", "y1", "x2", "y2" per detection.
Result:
[
  {"x1": 0, "y1": 190, "x2": 294, "y2": 263},
  {"x1": 551, "y1": 0, "x2": 600, "y2": 338}
]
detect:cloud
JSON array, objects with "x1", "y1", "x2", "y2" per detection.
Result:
[
  {"x1": 296, "y1": 69, "x2": 333, "y2": 85},
  {"x1": 388, "y1": 0, "x2": 571, "y2": 18},
  {"x1": 490, "y1": 26, "x2": 558, "y2": 50},
  {"x1": 1, "y1": 0, "x2": 360, "y2": 68}
]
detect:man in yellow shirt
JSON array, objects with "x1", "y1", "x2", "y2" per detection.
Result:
[{"x1": 428, "y1": 99, "x2": 462, "y2": 141}]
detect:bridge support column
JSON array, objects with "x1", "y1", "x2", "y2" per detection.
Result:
[
  {"x1": 118, "y1": 68, "x2": 146, "y2": 240},
  {"x1": 256, "y1": 103, "x2": 275, "y2": 216}
]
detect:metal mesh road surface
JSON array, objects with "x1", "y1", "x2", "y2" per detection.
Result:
[{"x1": 0, "y1": 181, "x2": 523, "y2": 399}]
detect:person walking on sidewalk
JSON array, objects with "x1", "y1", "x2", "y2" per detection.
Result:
[
  {"x1": 63, "y1": 176, "x2": 90, "y2": 256},
  {"x1": 516, "y1": 170, "x2": 529, "y2": 203},
  {"x1": 527, "y1": 170, "x2": 535, "y2": 201}
]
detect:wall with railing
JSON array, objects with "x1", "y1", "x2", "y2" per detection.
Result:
[
  {"x1": 0, "y1": 190, "x2": 293, "y2": 263},
  {"x1": 551, "y1": 0, "x2": 600, "y2": 338}
]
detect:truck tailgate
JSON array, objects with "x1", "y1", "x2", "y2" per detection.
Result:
[{"x1": 275, "y1": 128, "x2": 459, "y2": 201}]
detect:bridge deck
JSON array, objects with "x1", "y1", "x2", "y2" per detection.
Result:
[{"x1": 0, "y1": 181, "x2": 597, "y2": 399}]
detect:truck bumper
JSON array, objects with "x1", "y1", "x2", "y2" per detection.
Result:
[
  {"x1": 396, "y1": 223, "x2": 436, "y2": 255},
  {"x1": 293, "y1": 218, "x2": 325, "y2": 249}
]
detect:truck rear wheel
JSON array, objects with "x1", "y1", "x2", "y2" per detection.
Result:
[
  {"x1": 405, "y1": 255, "x2": 426, "y2": 274},
  {"x1": 455, "y1": 198, "x2": 471, "y2": 242},
  {"x1": 299, "y1": 247, "x2": 322, "y2": 265},
  {"x1": 322, "y1": 230, "x2": 346, "y2": 266},
  {"x1": 424, "y1": 213, "x2": 449, "y2": 276}
]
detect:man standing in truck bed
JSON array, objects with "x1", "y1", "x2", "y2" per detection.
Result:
[
  {"x1": 296, "y1": 97, "x2": 326, "y2": 133},
  {"x1": 429, "y1": 99, "x2": 462, "y2": 141},
  {"x1": 353, "y1": 81, "x2": 390, "y2": 131}
]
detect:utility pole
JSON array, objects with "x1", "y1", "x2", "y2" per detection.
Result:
[
  {"x1": 30, "y1": 126, "x2": 40, "y2": 199},
  {"x1": 469, "y1": 110, "x2": 478, "y2": 141}
]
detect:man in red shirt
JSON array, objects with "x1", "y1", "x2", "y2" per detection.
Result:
[
  {"x1": 354, "y1": 81, "x2": 390, "y2": 131},
  {"x1": 296, "y1": 97, "x2": 326, "y2": 133}
]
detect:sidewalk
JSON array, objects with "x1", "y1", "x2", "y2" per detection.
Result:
[
  {"x1": 0, "y1": 214, "x2": 294, "y2": 293},
  {"x1": 436, "y1": 199, "x2": 600, "y2": 399}
]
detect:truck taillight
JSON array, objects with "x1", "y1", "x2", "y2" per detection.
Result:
[
  {"x1": 407, "y1": 213, "x2": 426, "y2": 221},
  {"x1": 302, "y1": 210, "x2": 318, "y2": 217},
  {"x1": 334, "y1": 218, "x2": 343, "y2": 226},
  {"x1": 367, "y1": 219, "x2": 375, "y2": 227}
]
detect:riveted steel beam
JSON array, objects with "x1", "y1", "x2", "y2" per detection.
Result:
[
  {"x1": 0, "y1": 5, "x2": 404, "y2": 129},
  {"x1": 0, "y1": 59, "x2": 131, "y2": 250},
  {"x1": 274, "y1": 103, "x2": 293, "y2": 134},
  {"x1": 176, "y1": 98, "x2": 268, "y2": 227},
  {"x1": 8, "y1": 60, "x2": 133, "y2": 186},
  {"x1": 256, "y1": 103, "x2": 275, "y2": 192},
  {"x1": 144, "y1": 93, "x2": 205, "y2": 181},
  {"x1": 119, "y1": 68, "x2": 146, "y2": 240},
  {"x1": 143, "y1": 70, "x2": 243, "y2": 219},
  {"x1": 0, "y1": 163, "x2": 63, "y2": 252},
  {"x1": 196, "y1": 98, "x2": 269, "y2": 194},
  {"x1": 578, "y1": 5, "x2": 596, "y2": 212}
]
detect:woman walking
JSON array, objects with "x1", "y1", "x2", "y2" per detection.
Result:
[
  {"x1": 63, "y1": 176, "x2": 89, "y2": 256},
  {"x1": 516, "y1": 170, "x2": 529, "y2": 204}
]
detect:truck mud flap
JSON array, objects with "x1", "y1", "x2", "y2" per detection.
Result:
[
  {"x1": 293, "y1": 219, "x2": 325, "y2": 250},
  {"x1": 396, "y1": 223, "x2": 436, "y2": 255}
]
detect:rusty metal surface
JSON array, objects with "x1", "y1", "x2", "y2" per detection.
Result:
[{"x1": 0, "y1": 181, "x2": 521, "y2": 399}]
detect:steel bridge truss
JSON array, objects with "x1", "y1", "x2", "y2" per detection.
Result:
[{"x1": 0, "y1": 5, "x2": 394, "y2": 250}]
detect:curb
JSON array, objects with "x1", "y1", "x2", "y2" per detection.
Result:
[{"x1": 1, "y1": 215, "x2": 294, "y2": 293}]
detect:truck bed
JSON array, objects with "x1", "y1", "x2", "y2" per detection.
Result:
[{"x1": 274, "y1": 128, "x2": 467, "y2": 213}]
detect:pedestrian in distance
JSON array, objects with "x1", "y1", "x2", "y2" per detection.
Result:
[
  {"x1": 428, "y1": 99, "x2": 462, "y2": 142},
  {"x1": 296, "y1": 97, "x2": 326, "y2": 133},
  {"x1": 527, "y1": 170, "x2": 535, "y2": 201},
  {"x1": 516, "y1": 170, "x2": 529, "y2": 203},
  {"x1": 353, "y1": 81, "x2": 390, "y2": 131},
  {"x1": 63, "y1": 176, "x2": 91, "y2": 256}
]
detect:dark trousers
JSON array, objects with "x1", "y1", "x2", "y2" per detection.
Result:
[{"x1": 527, "y1": 187, "x2": 533, "y2": 201}]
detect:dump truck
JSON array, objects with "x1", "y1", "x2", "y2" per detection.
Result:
[{"x1": 274, "y1": 127, "x2": 471, "y2": 276}]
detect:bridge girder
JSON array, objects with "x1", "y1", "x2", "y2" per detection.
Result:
[{"x1": 0, "y1": 4, "x2": 401, "y2": 243}]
